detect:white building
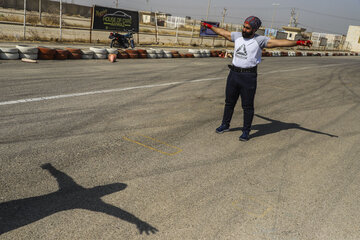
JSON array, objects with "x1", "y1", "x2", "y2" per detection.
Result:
[
  {"x1": 345, "y1": 25, "x2": 360, "y2": 52},
  {"x1": 311, "y1": 32, "x2": 344, "y2": 50},
  {"x1": 282, "y1": 26, "x2": 306, "y2": 40},
  {"x1": 166, "y1": 16, "x2": 185, "y2": 29}
]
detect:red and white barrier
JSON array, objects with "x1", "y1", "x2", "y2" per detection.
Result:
[{"x1": 0, "y1": 45, "x2": 359, "y2": 61}]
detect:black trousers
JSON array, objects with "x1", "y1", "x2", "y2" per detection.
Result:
[{"x1": 221, "y1": 70, "x2": 257, "y2": 132}]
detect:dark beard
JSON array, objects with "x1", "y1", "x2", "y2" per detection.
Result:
[{"x1": 242, "y1": 31, "x2": 252, "y2": 38}]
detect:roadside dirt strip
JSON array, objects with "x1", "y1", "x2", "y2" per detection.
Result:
[{"x1": 1, "y1": 57, "x2": 360, "y2": 239}]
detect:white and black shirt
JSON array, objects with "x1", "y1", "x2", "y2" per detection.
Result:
[{"x1": 231, "y1": 32, "x2": 270, "y2": 68}]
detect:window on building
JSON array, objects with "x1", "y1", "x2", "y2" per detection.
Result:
[
  {"x1": 358, "y1": 36, "x2": 360, "y2": 44},
  {"x1": 289, "y1": 33, "x2": 292, "y2": 38}
]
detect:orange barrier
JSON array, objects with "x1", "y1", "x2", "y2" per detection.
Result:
[
  {"x1": 125, "y1": 49, "x2": 139, "y2": 59},
  {"x1": 66, "y1": 48, "x2": 82, "y2": 59},
  {"x1": 54, "y1": 49, "x2": 69, "y2": 60},
  {"x1": 38, "y1": 47, "x2": 56, "y2": 60}
]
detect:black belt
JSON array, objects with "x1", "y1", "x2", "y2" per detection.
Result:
[{"x1": 228, "y1": 65, "x2": 257, "y2": 73}]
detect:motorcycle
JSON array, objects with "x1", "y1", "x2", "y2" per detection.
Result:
[{"x1": 109, "y1": 30, "x2": 135, "y2": 49}]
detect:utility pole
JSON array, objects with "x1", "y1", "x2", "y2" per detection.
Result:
[
  {"x1": 221, "y1": 8, "x2": 227, "y2": 27},
  {"x1": 116, "y1": 0, "x2": 119, "y2": 8},
  {"x1": 24, "y1": 0, "x2": 27, "y2": 40},
  {"x1": 271, "y1": 3, "x2": 279, "y2": 30},
  {"x1": 222, "y1": 8, "x2": 227, "y2": 46},
  {"x1": 190, "y1": 19, "x2": 195, "y2": 45},
  {"x1": 39, "y1": 0, "x2": 42, "y2": 22},
  {"x1": 289, "y1": 8, "x2": 299, "y2": 27},
  {"x1": 146, "y1": 0, "x2": 149, "y2": 10},
  {"x1": 60, "y1": 0, "x2": 62, "y2": 41},
  {"x1": 155, "y1": 12, "x2": 158, "y2": 44},
  {"x1": 206, "y1": 0, "x2": 211, "y2": 21},
  {"x1": 202, "y1": 0, "x2": 212, "y2": 46},
  {"x1": 175, "y1": 17, "x2": 179, "y2": 44},
  {"x1": 289, "y1": 8, "x2": 294, "y2": 26}
]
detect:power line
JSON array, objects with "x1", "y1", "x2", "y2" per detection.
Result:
[
  {"x1": 297, "y1": 23, "x2": 344, "y2": 35},
  {"x1": 296, "y1": 7, "x2": 360, "y2": 22}
]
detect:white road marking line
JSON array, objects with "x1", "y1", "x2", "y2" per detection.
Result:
[
  {"x1": 0, "y1": 63, "x2": 349, "y2": 106},
  {"x1": 0, "y1": 77, "x2": 222, "y2": 106},
  {"x1": 259, "y1": 63, "x2": 348, "y2": 75}
]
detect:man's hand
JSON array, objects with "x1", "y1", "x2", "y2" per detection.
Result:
[
  {"x1": 296, "y1": 40, "x2": 313, "y2": 47},
  {"x1": 201, "y1": 22, "x2": 232, "y2": 41},
  {"x1": 137, "y1": 221, "x2": 158, "y2": 235},
  {"x1": 202, "y1": 22, "x2": 213, "y2": 29}
]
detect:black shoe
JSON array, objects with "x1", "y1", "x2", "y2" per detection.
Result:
[
  {"x1": 216, "y1": 124, "x2": 230, "y2": 134},
  {"x1": 239, "y1": 131, "x2": 250, "y2": 141}
]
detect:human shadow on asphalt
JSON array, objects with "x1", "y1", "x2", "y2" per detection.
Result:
[
  {"x1": 0, "y1": 163, "x2": 158, "y2": 235},
  {"x1": 230, "y1": 114, "x2": 338, "y2": 139}
]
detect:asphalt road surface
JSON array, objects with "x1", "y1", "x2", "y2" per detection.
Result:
[{"x1": 1, "y1": 56, "x2": 360, "y2": 240}]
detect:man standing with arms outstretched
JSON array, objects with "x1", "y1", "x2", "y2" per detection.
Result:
[{"x1": 202, "y1": 16, "x2": 312, "y2": 141}]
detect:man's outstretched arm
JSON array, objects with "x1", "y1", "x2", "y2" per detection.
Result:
[
  {"x1": 267, "y1": 39, "x2": 312, "y2": 48},
  {"x1": 202, "y1": 22, "x2": 232, "y2": 41}
]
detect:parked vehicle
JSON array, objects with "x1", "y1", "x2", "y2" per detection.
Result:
[{"x1": 109, "y1": 31, "x2": 135, "y2": 49}]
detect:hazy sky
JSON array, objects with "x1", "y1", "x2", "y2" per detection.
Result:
[{"x1": 68, "y1": 0, "x2": 360, "y2": 35}]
